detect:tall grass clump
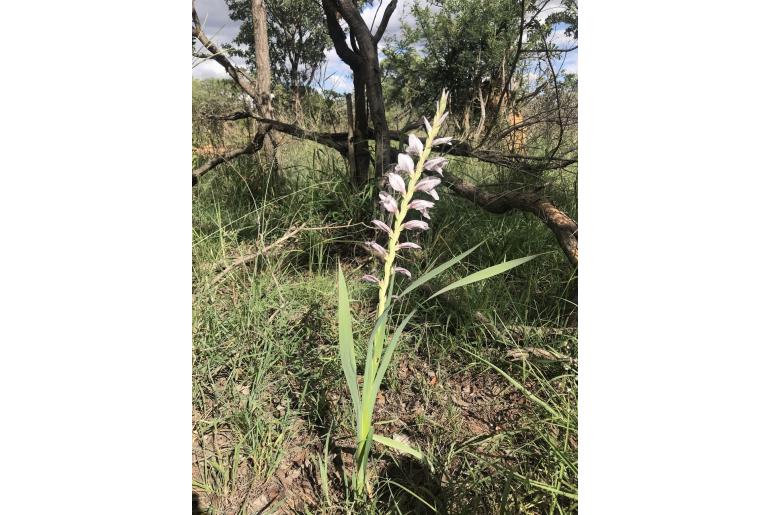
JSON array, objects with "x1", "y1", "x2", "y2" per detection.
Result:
[{"x1": 336, "y1": 91, "x2": 539, "y2": 496}]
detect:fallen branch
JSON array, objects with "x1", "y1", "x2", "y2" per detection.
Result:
[
  {"x1": 210, "y1": 224, "x2": 306, "y2": 285},
  {"x1": 441, "y1": 169, "x2": 578, "y2": 266},
  {"x1": 388, "y1": 133, "x2": 577, "y2": 173},
  {"x1": 192, "y1": 130, "x2": 268, "y2": 185}
]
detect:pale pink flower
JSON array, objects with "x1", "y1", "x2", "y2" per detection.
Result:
[
  {"x1": 410, "y1": 199, "x2": 434, "y2": 219},
  {"x1": 386, "y1": 173, "x2": 406, "y2": 194},
  {"x1": 423, "y1": 116, "x2": 432, "y2": 133},
  {"x1": 402, "y1": 220, "x2": 429, "y2": 231},
  {"x1": 415, "y1": 177, "x2": 441, "y2": 192},
  {"x1": 394, "y1": 266, "x2": 412, "y2": 279},
  {"x1": 366, "y1": 241, "x2": 387, "y2": 259},
  {"x1": 432, "y1": 137, "x2": 453, "y2": 147},
  {"x1": 379, "y1": 191, "x2": 398, "y2": 214},
  {"x1": 396, "y1": 153, "x2": 414, "y2": 174},
  {"x1": 409, "y1": 199, "x2": 435, "y2": 211},
  {"x1": 396, "y1": 242, "x2": 421, "y2": 250},
  {"x1": 372, "y1": 219, "x2": 393, "y2": 235},
  {"x1": 424, "y1": 157, "x2": 448, "y2": 175},
  {"x1": 406, "y1": 134, "x2": 424, "y2": 156},
  {"x1": 426, "y1": 188, "x2": 439, "y2": 201},
  {"x1": 362, "y1": 274, "x2": 380, "y2": 284}
]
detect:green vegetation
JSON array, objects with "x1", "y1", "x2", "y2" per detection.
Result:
[
  {"x1": 193, "y1": 110, "x2": 577, "y2": 511},
  {"x1": 193, "y1": 0, "x2": 577, "y2": 510}
]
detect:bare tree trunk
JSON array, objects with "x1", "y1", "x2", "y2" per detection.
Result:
[
  {"x1": 352, "y1": 70, "x2": 370, "y2": 187},
  {"x1": 345, "y1": 93, "x2": 357, "y2": 183},
  {"x1": 250, "y1": 0, "x2": 275, "y2": 162},
  {"x1": 359, "y1": 53, "x2": 389, "y2": 180},
  {"x1": 290, "y1": 61, "x2": 303, "y2": 124}
]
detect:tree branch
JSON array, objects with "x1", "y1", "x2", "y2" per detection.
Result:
[
  {"x1": 321, "y1": 0, "x2": 362, "y2": 67},
  {"x1": 373, "y1": 0, "x2": 398, "y2": 42},
  {"x1": 192, "y1": 5, "x2": 258, "y2": 101},
  {"x1": 192, "y1": 129, "x2": 268, "y2": 185},
  {"x1": 440, "y1": 169, "x2": 578, "y2": 266}
]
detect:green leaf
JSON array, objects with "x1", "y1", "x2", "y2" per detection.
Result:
[
  {"x1": 355, "y1": 428, "x2": 375, "y2": 494},
  {"x1": 362, "y1": 307, "x2": 391, "y2": 384},
  {"x1": 373, "y1": 434, "x2": 428, "y2": 466},
  {"x1": 361, "y1": 310, "x2": 416, "y2": 430},
  {"x1": 372, "y1": 310, "x2": 416, "y2": 396},
  {"x1": 429, "y1": 254, "x2": 540, "y2": 299},
  {"x1": 400, "y1": 242, "x2": 483, "y2": 298},
  {"x1": 337, "y1": 263, "x2": 361, "y2": 422},
  {"x1": 511, "y1": 472, "x2": 578, "y2": 500},
  {"x1": 361, "y1": 307, "x2": 393, "y2": 430}
]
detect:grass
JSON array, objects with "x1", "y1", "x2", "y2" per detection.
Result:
[{"x1": 192, "y1": 138, "x2": 577, "y2": 513}]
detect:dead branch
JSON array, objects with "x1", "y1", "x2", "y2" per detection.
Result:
[
  {"x1": 192, "y1": 129, "x2": 269, "y2": 185},
  {"x1": 192, "y1": 5, "x2": 258, "y2": 101},
  {"x1": 441, "y1": 169, "x2": 578, "y2": 266}
]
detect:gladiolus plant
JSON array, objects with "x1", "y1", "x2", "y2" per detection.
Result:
[{"x1": 336, "y1": 90, "x2": 538, "y2": 495}]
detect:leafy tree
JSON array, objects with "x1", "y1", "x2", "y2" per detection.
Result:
[{"x1": 383, "y1": 0, "x2": 575, "y2": 143}]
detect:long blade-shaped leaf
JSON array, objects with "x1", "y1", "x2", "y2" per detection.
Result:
[
  {"x1": 429, "y1": 254, "x2": 540, "y2": 299},
  {"x1": 337, "y1": 264, "x2": 361, "y2": 422},
  {"x1": 361, "y1": 309, "x2": 417, "y2": 427},
  {"x1": 362, "y1": 307, "x2": 392, "y2": 380},
  {"x1": 400, "y1": 242, "x2": 483, "y2": 298},
  {"x1": 355, "y1": 427, "x2": 375, "y2": 493},
  {"x1": 372, "y1": 310, "x2": 416, "y2": 395},
  {"x1": 373, "y1": 434, "x2": 430, "y2": 468},
  {"x1": 361, "y1": 306, "x2": 393, "y2": 430}
]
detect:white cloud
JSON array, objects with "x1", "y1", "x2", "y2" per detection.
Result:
[
  {"x1": 536, "y1": 0, "x2": 567, "y2": 23},
  {"x1": 192, "y1": 59, "x2": 228, "y2": 80},
  {"x1": 192, "y1": 0, "x2": 246, "y2": 79},
  {"x1": 194, "y1": 0, "x2": 241, "y2": 44},
  {"x1": 315, "y1": 49, "x2": 353, "y2": 93}
]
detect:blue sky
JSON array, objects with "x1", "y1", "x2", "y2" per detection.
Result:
[{"x1": 192, "y1": 0, "x2": 577, "y2": 93}]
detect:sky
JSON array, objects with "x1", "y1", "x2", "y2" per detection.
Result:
[{"x1": 192, "y1": 0, "x2": 577, "y2": 93}]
